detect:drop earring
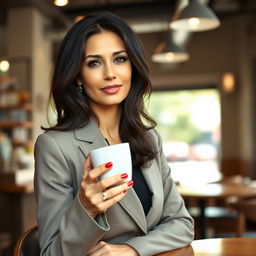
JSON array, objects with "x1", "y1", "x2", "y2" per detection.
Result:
[{"x1": 77, "y1": 81, "x2": 83, "y2": 93}]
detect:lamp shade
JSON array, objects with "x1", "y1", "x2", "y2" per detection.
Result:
[
  {"x1": 0, "y1": 59, "x2": 10, "y2": 73},
  {"x1": 170, "y1": 0, "x2": 220, "y2": 32},
  {"x1": 54, "y1": 0, "x2": 69, "y2": 6},
  {"x1": 152, "y1": 33, "x2": 189, "y2": 63}
]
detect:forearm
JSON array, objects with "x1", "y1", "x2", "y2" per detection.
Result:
[
  {"x1": 38, "y1": 194, "x2": 110, "y2": 256},
  {"x1": 125, "y1": 218, "x2": 194, "y2": 256},
  {"x1": 34, "y1": 134, "x2": 110, "y2": 256}
]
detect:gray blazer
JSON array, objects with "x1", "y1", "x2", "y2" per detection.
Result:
[{"x1": 34, "y1": 119, "x2": 194, "y2": 256}]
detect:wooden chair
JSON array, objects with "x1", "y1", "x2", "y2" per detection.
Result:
[
  {"x1": 13, "y1": 226, "x2": 40, "y2": 256},
  {"x1": 229, "y1": 198, "x2": 256, "y2": 237},
  {"x1": 189, "y1": 175, "x2": 246, "y2": 238},
  {"x1": 0, "y1": 232, "x2": 11, "y2": 256}
]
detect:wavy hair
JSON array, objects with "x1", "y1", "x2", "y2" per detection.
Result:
[{"x1": 44, "y1": 12, "x2": 157, "y2": 168}]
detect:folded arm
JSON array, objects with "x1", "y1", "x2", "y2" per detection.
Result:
[
  {"x1": 124, "y1": 131, "x2": 194, "y2": 256},
  {"x1": 34, "y1": 133, "x2": 109, "y2": 256}
]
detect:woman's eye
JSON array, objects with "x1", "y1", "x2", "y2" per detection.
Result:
[
  {"x1": 114, "y1": 56, "x2": 128, "y2": 63},
  {"x1": 86, "y1": 60, "x2": 101, "y2": 67}
]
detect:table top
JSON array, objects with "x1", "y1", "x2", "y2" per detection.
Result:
[
  {"x1": 177, "y1": 183, "x2": 256, "y2": 199},
  {"x1": 0, "y1": 181, "x2": 33, "y2": 193},
  {"x1": 155, "y1": 237, "x2": 256, "y2": 256}
]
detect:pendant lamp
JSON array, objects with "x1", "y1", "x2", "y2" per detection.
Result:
[
  {"x1": 152, "y1": 33, "x2": 189, "y2": 63},
  {"x1": 0, "y1": 59, "x2": 10, "y2": 73},
  {"x1": 54, "y1": 0, "x2": 69, "y2": 7},
  {"x1": 170, "y1": 0, "x2": 220, "y2": 32}
]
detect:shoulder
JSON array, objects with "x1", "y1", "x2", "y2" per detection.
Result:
[
  {"x1": 147, "y1": 128, "x2": 160, "y2": 140},
  {"x1": 147, "y1": 128, "x2": 162, "y2": 150},
  {"x1": 46, "y1": 129, "x2": 75, "y2": 141},
  {"x1": 35, "y1": 129, "x2": 76, "y2": 151}
]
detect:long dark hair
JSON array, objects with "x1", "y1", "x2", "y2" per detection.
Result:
[{"x1": 44, "y1": 12, "x2": 157, "y2": 168}]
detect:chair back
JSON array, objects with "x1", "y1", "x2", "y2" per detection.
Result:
[
  {"x1": 230, "y1": 198, "x2": 256, "y2": 223},
  {"x1": 13, "y1": 226, "x2": 40, "y2": 256},
  {"x1": 228, "y1": 198, "x2": 256, "y2": 236}
]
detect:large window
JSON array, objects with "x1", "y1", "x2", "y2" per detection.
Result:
[{"x1": 147, "y1": 89, "x2": 221, "y2": 185}]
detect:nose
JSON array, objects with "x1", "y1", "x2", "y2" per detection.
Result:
[{"x1": 103, "y1": 63, "x2": 116, "y2": 80}]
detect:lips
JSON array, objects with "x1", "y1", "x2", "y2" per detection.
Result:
[{"x1": 101, "y1": 84, "x2": 121, "y2": 94}]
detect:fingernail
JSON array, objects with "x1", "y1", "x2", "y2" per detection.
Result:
[
  {"x1": 127, "y1": 180, "x2": 134, "y2": 187},
  {"x1": 120, "y1": 173, "x2": 128, "y2": 179},
  {"x1": 105, "y1": 162, "x2": 113, "y2": 168},
  {"x1": 123, "y1": 190, "x2": 127, "y2": 194}
]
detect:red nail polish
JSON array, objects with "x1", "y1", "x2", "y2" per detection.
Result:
[
  {"x1": 120, "y1": 173, "x2": 128, "y2": 179},
  {"x1": 105, "y1": 162, "x2": 113, "y2": 168},
  {"x1": 127, "y1": 181, "x2": 134, "y2": 187},
  {"x1": 123, "y1": 190, "x2": 127, "y2": 194}
]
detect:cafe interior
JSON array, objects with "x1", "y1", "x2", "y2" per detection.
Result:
[{"x1": 0, "y1": 0, "x2": 256, "y2": 255}]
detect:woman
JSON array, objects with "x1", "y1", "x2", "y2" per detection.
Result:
[{"x1": 34, "y1": 12, "x2": 194, "y2": 256}]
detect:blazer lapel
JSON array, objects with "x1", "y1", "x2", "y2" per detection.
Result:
[
  {"x1": 118, "y1": 188, "x2": 147, "y2": 234},
  {"x1": 74, "y1": 119, "x2": 147, "y2": 234},
  {"x1": 142, "y1": 160, "x2": 163, "y2": 230},
  {"x1": 74, "y1": 119, "x2": 108, "y2": 156}
]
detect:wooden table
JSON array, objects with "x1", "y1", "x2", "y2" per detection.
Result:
[
  {"x1": 177, "y1": 183, "x2": 256, "y2": 199},
  {"x1": 155, "y1": 237, "x2": 256, "y2": 256},
  {"x1": 177, "y1": 183, "x2": 256, "y2": 238},
  {"x1": 0, "y1": 181, "x2": 36, "y2": 252}
]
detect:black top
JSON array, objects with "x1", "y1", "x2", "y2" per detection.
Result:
[
  {"x1": 105, "y1": 139, "x2": 152, "y2": 215},
  {"x1": 131, "y1": 152, "x2": 152, "y2": 215}
]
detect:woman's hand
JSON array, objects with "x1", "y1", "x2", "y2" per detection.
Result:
[
  {"x1": 79, "y1": 155, "x2": 134, "y2": 218},
  {"x1": 87, "y1": 241, "x2": 139, "y2": 256}
]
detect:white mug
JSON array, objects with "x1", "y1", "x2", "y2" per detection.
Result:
[{"x1": 89, "y1": 143, "x2": 132, "y2": 181}]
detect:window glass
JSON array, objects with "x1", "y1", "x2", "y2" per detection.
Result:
[{"x1": 147, "y1": 89, "x2": 221, "y2": 185}]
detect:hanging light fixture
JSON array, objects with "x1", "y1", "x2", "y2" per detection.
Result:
[
  {"x1": 152, "y1": 32, "x2": 189, "y2": 63},
  {"x1": 0, "y1": 59, "x2": 10, "y2": 73},
  {"x1": 170, "y1": 0, "x2": 220, "y2": 32},
  {"x1": 54, "y1": 0, "x2": 69, "y2": 7}
]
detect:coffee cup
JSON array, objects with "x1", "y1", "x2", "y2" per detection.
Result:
[{"x1": 89, "y1": 143, "x2": 132, "y2": 181}]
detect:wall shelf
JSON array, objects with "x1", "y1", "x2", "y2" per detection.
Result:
[
  {"x1": 12, "y1": 140, "x2": 32, "y2": 147},
  {"x1": 0, "y1": 121, "x2": 33, "y2": 128},
  {"x1": 0, "y1": 104, "x2": 32, "y2": 111}
]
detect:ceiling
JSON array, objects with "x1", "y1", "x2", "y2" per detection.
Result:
[
  {"x1": 1, "y1": 0, "x2": 256, "y2": 31},
  {"x1": 48, "y1": 0, "x2": 256, "y2": 19},
  {"x1": 0, "y1": 0, "x2": 178, "y2": 28}
]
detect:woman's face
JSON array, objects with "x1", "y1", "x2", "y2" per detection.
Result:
[{"x1": 79, "y1": 30, "x2": 132, "y2": 111}]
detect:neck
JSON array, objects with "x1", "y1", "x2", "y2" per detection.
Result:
[{"x1": 91, "y1": 104, "x2": 122, "y2": 145}]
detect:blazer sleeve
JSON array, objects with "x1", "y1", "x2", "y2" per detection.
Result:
[
  {"x1": 124, "y1": 131, "x2": 194, "y2": 256},
  {"x1": 34, "y1": 133, "x2": 110, "y2": 256}
]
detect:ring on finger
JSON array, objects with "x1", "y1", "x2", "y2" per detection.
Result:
[{"x1": 102, "y1": 192, "x2": 108, "y2": 201}]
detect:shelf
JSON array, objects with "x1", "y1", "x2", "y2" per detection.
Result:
[
  {"x1": 0, "y1": 88, "x2": 18, "y2": 93},
  {"x1": 0, "y1": 169, "x2": 34, "y2": 187},
  {"x1": 0, "y1": 180, "x2": 34, "y2": 193},
  {"x1": 0, "y1": 121, "x2": 33, "y2": 128},
  {"x1": 0, "y1": 103, "x2": 32, "y2": 111},
  {"x1": 12, "y1": 140, "x2": 32, "y2": 146}
]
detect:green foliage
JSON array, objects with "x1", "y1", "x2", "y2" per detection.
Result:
[{"x1": 147, "y1": 89, "x2": 219, "y2": 144}]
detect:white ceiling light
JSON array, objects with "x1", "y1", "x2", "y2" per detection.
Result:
[
  {"x1": 54, "y1": 0, "x2": 69, "y2": 7},
  {"x1": 152, "y1": 33, "x2": 189, "y2": 63},
  {"x1": 170, "y1": 0, "x2": 220, "y2": 32},
  {"x1": 0, "y1": 60, "x2": 10, "y2": 72}
]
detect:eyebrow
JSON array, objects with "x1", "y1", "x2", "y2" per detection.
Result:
[{"x1": 84, "y1": 50, "x2": 127, "y2": 60}]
